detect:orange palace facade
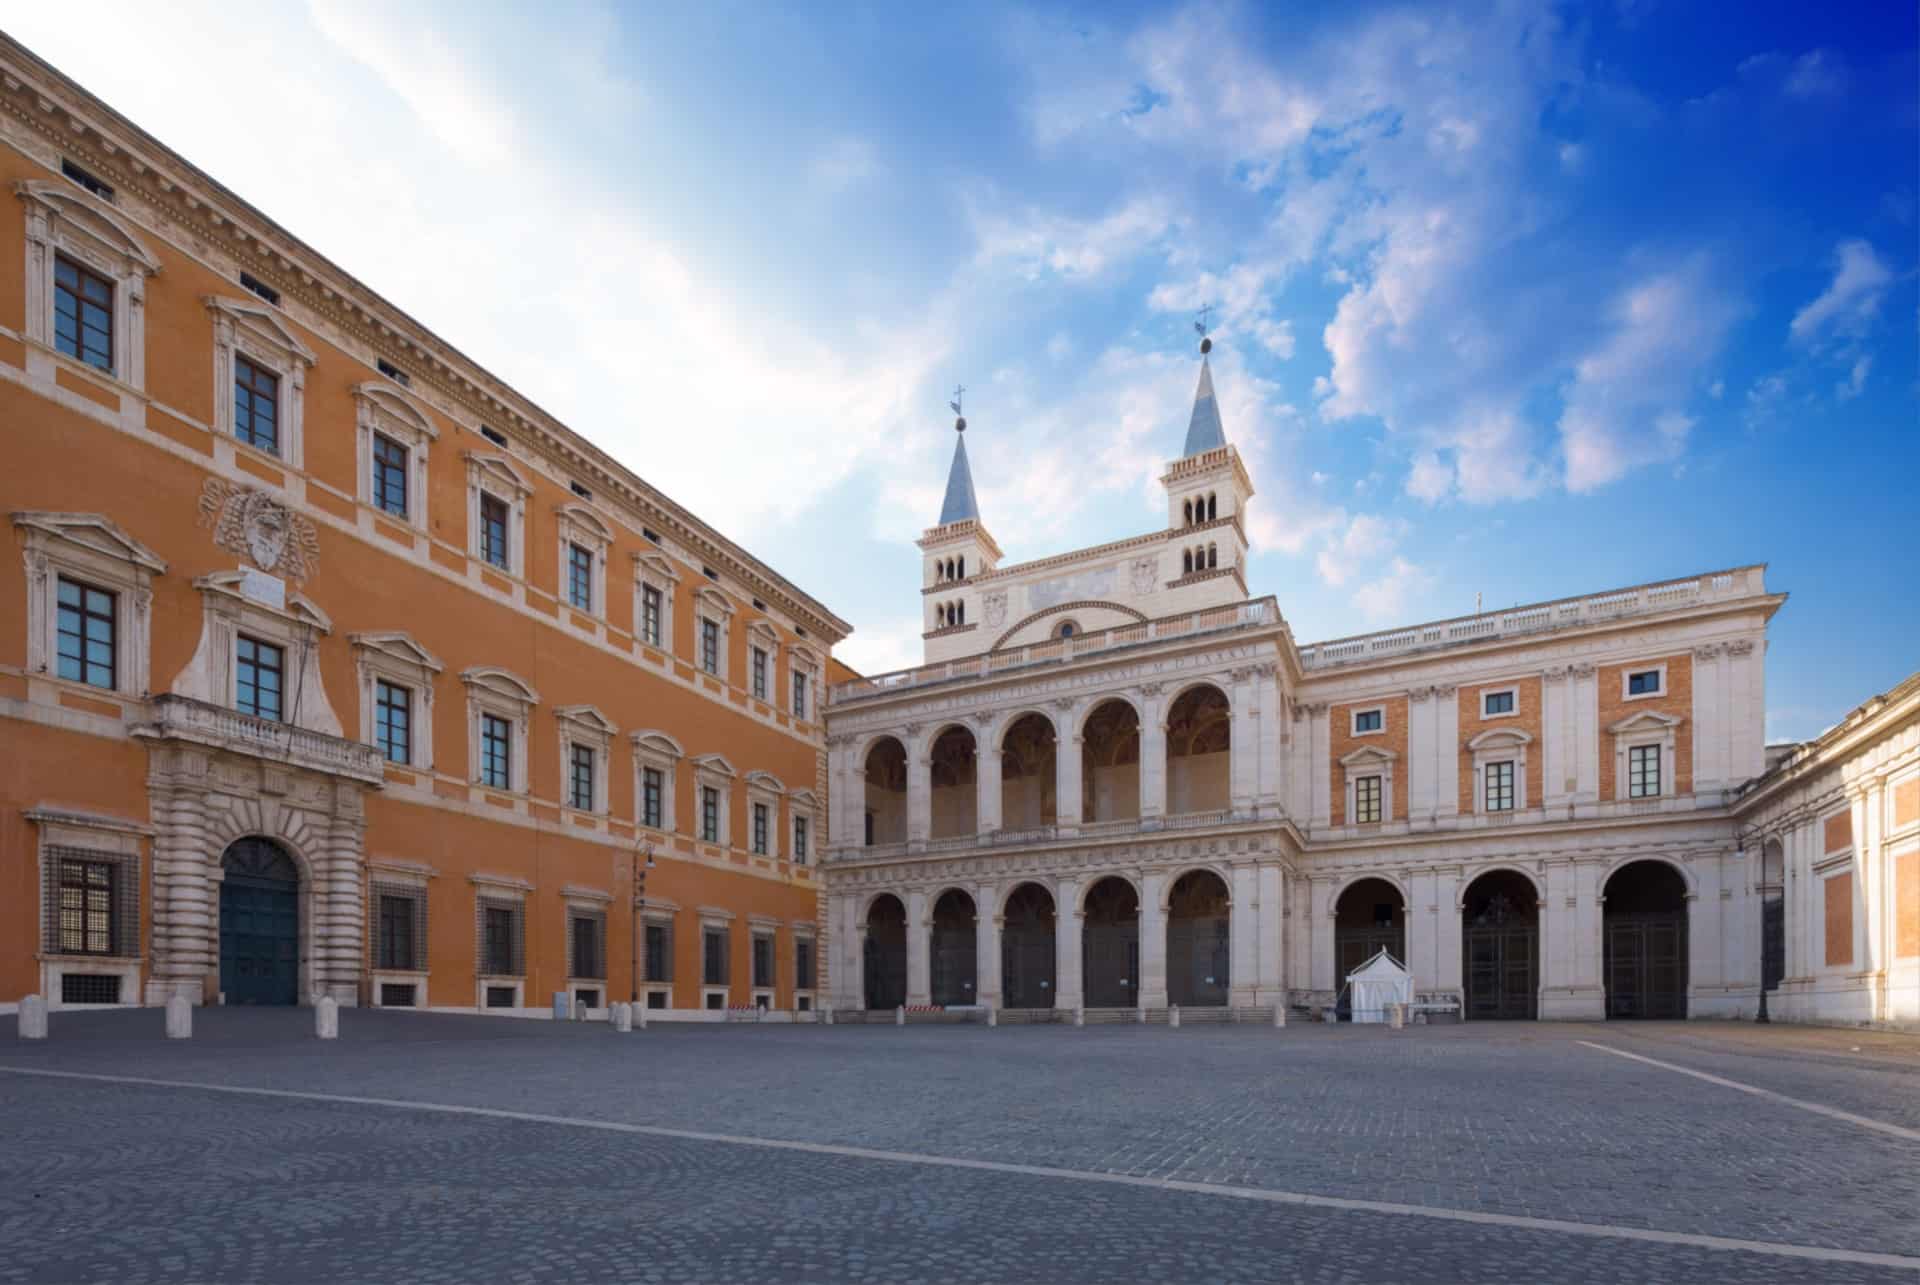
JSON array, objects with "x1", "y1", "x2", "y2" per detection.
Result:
[{"x1": 0, "y1": 38, "x2": 853, "y2": 1017}]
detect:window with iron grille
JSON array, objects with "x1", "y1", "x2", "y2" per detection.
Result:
[
  {"x1": 478, "y1": 900, "x2": 525, "y2": 976},
  {"x1": 792, "y1": 672, "x2": 808, "y2": 720},
  {"x1": 233, "y1": 354, "x2": 280, "y2": 453},
  {"x1": 752, "y1": 934, "x2": 773, "y2": 988},
  {"x1": 62, "y1": 973, "x2": 121, "y2": 1004},
  {"x1": 641, "y1": 585, "x2": 663, "y2": 648},
  {"x1": 642, "y1": 767, "x2": 664, "y2": 829},
  {"x1": 1628, "y1": 744, "x2": 1661, "y2": 798},
  {"x1": 644, "y1": 921, "x2": 672, "y2": 982},
  {"x1": 1628, "y1": 669, "x2": 1661, "y2": 696},
  {"x1": 569, "y1": 911, "x2": 607, "y2": 980},
  {"x1": 373, "y1": 433, "x2": 409, "y2": 517},
  {"x1": 374, "y1": 888, "x2": 425, "y2": 971},
  {"x1": 700, "y1": 618, "x2": 720, "y2": 674},
  {"x1": 236, "y1": 636, "x2": 284, "y2": 722},
  {"x1": 379, "y1": 982, "x2": 417, "y2": 1007},
  {"x1": 1354, "y1": 774, "x2": 1382, "y2": 824},
  {"x1": 793, "y1": 815, "x2": 808, "y2": 864},
  {"x1": 43, "y1": 847, "x2": 138, "y2": 958},
  {"x1": 479, "y1": 493, "x2": 510, "y2": 569},
  {"x1": 1485, "y1": 760, "x2": 1515, "y2": 812},
  {"x1": 375, "y1": 680, "x2": 411, "y2": 765},
  {"x1": 705, "y1": 992, "x2": 724, "y2": 1010},
  {"x1": 56, "y1": 576, "x2": 116, "y2": 690},
  {"x1": 751, "y1": 802, "x2": 769, "y2": 855},
  {"x1": 701, "y1": 786, "x2": 720, "y2": 843},
  {"x1": 703, "y1": 927, "x2": 728, "y2": 985},
  {"x1": 567, "y1": 543, "x2": 593, "y2": 611},
  {"x1": 751, "y1": 647, "x2": 768, "y2": 700},
  {"x1": 485, "y1": 985, "x2": 516, "y2": 1008},
  {"x1": 795, "y1": 939, "x2": 814, "y2": 990},
  {"x1": 569, "y1": 744, "x2": 595, "y2": 811},
  {"x1": 54, "y1": 254, "x2": 113, "y2": 371},
  {"x1": 480, "y1": 714, "x2": 511, "y2": 789}
]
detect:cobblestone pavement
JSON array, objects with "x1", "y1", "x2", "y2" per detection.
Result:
[{"x1": 1, "y1": 1010, "x2": 1915, "y2": 1283}]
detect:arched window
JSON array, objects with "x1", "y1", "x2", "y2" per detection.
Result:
[
  {"x1": 1207, "y1": 543, "x2": 1217, "y2": 569},
  {"x1": 1183, "y1": 499, "x2": 1193, "y2": 526},
  {"x1": 1057, "y1": 621, "x2": 1076, "y2": 639},
  {"x1": 1182, "y1": 550, "x2": 1193, "y2": 575},
  {"x1": 957, "y1": 601, "x2": 965, "y2": 625},
  {"x1": 1207, "y1": 494, "x2": 1217, "y2": 521},
  {"x1": 957, "y1": 556, "x2": 966, "y2": 579}
]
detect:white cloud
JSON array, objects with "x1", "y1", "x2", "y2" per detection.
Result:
[
  {"x1": 1405, "y1": 451, "x2": 1452, "y2": 503},
  {"x1": 1784, "y1": 49, "x2": 1847, "y2": 98},
  {"x1": 971, "y1": 196, "x2": 1179, "y2": 281},
  {"x1": 834, "y1": 616, "x2": 927, "y2": 678},
  {"x1": 808, "y1": 138, "x2": 880, "y2": 194},
  {"x1": 1352, "y1": 557, "x2": 1432, "y2": 623},
  {"x1": 1791, "y1": 239, "x2": 1893, "y2": 344},
  {"x1": 1837, "y1": 355, "x2": 1872, "y2": 401},
  {"x1": 1315, "y1": 514, "x2": 1402, "y2": 587}
]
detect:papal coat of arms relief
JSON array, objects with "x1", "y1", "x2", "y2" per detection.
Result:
[
  {"x1": 1131, "y1": 557, "x2": 1158, "y2": 595},
  {"x1": 982, "y1": 590, "x2": 1008, "y2": 628},
  {"x1": 198, "y1": 479, "x2": 320, "y2": 583}
]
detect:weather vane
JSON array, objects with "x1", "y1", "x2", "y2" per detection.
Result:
[
  {"x1": 949, "y1": 384, "x2": 966, "y2": 433},
  {"x1": 1194, "y1": 303, "x2": 1214, "y2": 354}
]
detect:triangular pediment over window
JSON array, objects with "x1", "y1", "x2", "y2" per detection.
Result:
[
  {"x1": 1466, "y1": 727, "x2": 1534, "y2": 752},
  {"x1": 1608, "y1": 709, "x2": 1682, "y2": 735},
  {"x1": 206, "y1": 296, "x2": 316, "y2": 365},
  {"x1": 633, "y1": 551, "x2": 681, "y2": 583},
  {"x1": 555, "y1": 703, "x2": 618, "y2": 736},
  {"x1": 691, "y1": 752, "x2": 737, "y2": 777},
  {"x1": 354, "y1": 382, "x2": 439, "y2": 440},
  {"x1": 350, "y1": 631, "x2": 443, "y2": 674},
  {"x1": 745, "y1": 770, "x2": 786, "y2": 794},
  {"x1": 461, "y1": 665, "x2": 539, "y2": 706},
  {"x1": 16, "y1": 181, "x2": 161, "y2": 273},
  {"x1": 12, "y1": 511, "x2": 167, "y2": 573},
  {"x1": 1339, "y1": 744, "x2": 1399, "y2": 768}
]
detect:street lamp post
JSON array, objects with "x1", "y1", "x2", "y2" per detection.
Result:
[{"x1": 630, "y1": 846, "x2": 656, "y2": 1005}]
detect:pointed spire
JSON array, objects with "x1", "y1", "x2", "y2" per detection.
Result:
[
  {"x1": 1182, "y1": 354, "x2": 1227, "y2": 456},
  {"x1": 938, "y1": 403, "x2": 980, "y2": 525}
]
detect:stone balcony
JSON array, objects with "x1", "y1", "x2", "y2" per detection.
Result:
[
  {"x1": 131, "y1": 694, "x2": 387, "y2": 786},
  {"x1": 824, "y1": 806, "x2": 1276, "y2": 868}
]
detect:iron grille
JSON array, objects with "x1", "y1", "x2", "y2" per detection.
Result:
[
  {"x1": 61, "y1": 973, "x2": 121, "y2": 1004},
  {"x1": 43, "y1": 845, "x2": 138, "y2": 957},
  {"x1": 476, "y1": 898, "x2": 525, "y2": 976},
  {"x1": 703, "y1": 928, "x2": 729, "y2": 985},
  {"x1": 646, "y1": 991, "x2": 667, "y2": 1009},
  {"x1": 484, "y1": 985, "x2": 517, "y2": 1008},
  {"x1": 380, "y1": 982, "x2": 418, "y2": 1007},
  {"x1": 644, "y1": 920, "x2": 673, "y2": 983},
  {"x1": 752, "y1": 934, "x2": 774, "y2": 988},
  {"x1": 371, "y1": 883, "x2": 427, "y2": 972},
  {"x1": 568, "y1": 910, "x2": 607, "y2": 980},
  {"x1": 575, "y1": 987, "x2": 601, "y2": 1009}
]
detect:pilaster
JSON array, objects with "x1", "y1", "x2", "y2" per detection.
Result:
[
  {"x1": 1055, "y1": 875, "x2": 1084, "y2": 1009},
  {"x1": 1139, "y1": 684, "x2": 1168, "y2": 822},
  {"x1": 1139, "y1": 870, "x2": 1168, "y2": 1008},
  {"x1": 906, "y1": 888, "x2": 931, "y2": 1005},
  {"x1": 1256, "y1": 862, "x2": 1284, "y2": 1001},
  {"x1": 977, "y1": 746, "x2": 1004, "y2": 835},
  {"x1": 978, "y1": 882, "x2": 1002, "y2": 1008},
  {"x1": 1229, "y1": 862, "x2": 1257, "y2": 1005}
]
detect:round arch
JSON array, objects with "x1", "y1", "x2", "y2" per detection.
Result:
[
  {"x1": 929, "y1": 887, "x2": 978, "y2": 1006},
  {"x1": 217, "y1": 836, "x2": 304, "y2": 1007},
  {"x1": 1158, "y1": 862, "x2": 1233, "y2": 911},
  {"x1": 1074, "y1": 693, "x2": 1145, "y2": 741},
  {"x1": 856, "y1": 732, "x2": 910, "y2": 769},
  {"x1": 1162, "y1": 677, "x2": 1233, "y2": 721},
  {"x1": 205, "y1": 810, "x2": 321, "y2": 1008},
  {"x1": 1459, "y1": 867, "x2": 1542, "y2": 1021},
  {"x1": 1599, "y1": 853, "x2": 1697, "y2": 901},
  {"x1": 1165, "y1": 867, "x2": 1232, "y2": 1007},
  {"x1": 999, "y1": 881, "x2": 1058, "y2": 1008},
  {"x1": 1602, "y1": 858, "x2": 1692, "y2": 1020},
  {"x1": 991, "y1": 707, "x2": 1058, "y2": 748},
  {"x1": 857, "y1": 888, "x2": 909, "y2": 924},
  {"x1": 1081, "y1": 875, "x2": 1141, "y2": 1007},
  {"x1": 1330, "y1": 871, "x2": 1411, "y2": 913},
  {"x1": 1076, "y1": 870, "x2": 1143, "y2": 914},
  {"x1": 862, "y1": 892, "x2": 909, "y2": 1010},
  {"x1": 996, "y1": 878, "x2": 1058, "y2": 918},
  {"x1": 1453, "y1": 864, "x2": 1545, "y2": 910}
]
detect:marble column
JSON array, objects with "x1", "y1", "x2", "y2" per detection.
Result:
[
  {"x1": 906, "y1": 735, "x2": 931, "y2": 847},
  {"x1": 1057, "y1": 718, "x2": 1084, "y2": 831},
  {"x1": 1256, "y1": 863, "x2": 1285, "y2": 1002},
  {"x1": 1139, "y1": 688, "x2": 1168, "y2": 823},
  {"x1": 976, "y1": 747, "x2": 1003, "y2": 836},
  {"x1": 1139, "y1": 870, "x2": 1168, "y2": 1008},
  {"x1": 1055, "y1": 875, "x2": 1083, "y2": 1009},
  {"x1": 978, "y1": 882, "x2": 1003, "y2": 1009},
  {"x1": 906, "y1": 889, "x2": 930, "y2": 1006},
  {"x1": 1229, "y1": 863, "x2": 1258, "y2": 1006}
]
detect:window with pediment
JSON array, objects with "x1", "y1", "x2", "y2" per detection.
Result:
[
  {"x1": 17, "y1": 180, "x2": 161, "y2": 390},
  {"x1": 555, "y1": 504, "x2": 612, "y2": 621},
  {"x1": 464, "y1": 452, "x2": 531, "y2": 578},
  {"x1": 746, "y1": 771, "x2": 785, "y2": 859},
  {"x1": 556, "y1": 704, "x2": 617, "y2": 815},
  {"x1": 207, "y1": 297, "x2": 316, "y2": 467},
  {"x1": 462, "y1": 667, "x2": 538, "y2": 793},
  {"x1": 13, "y1": 512, "x2": 165, "y2": 700},
  {"x1": 171, "y1": 571, "x2": 344, "y2": 734},
  {"x1": 633, "y1": 552, "x2": 680, "y2": 653},
  {"x1": 696, "y1": 587, "x2": 735, "y2": 681},
  {"x1": 1467, "y1": 727, "x2": 1533, "y2": 815},
  {"x1": 353, "y1": 384, "x2": 438, "y2": 531},
  {"x1": 632, "y1": 730, "x2": 684, "y2": 834},
  {"x1": 352, "y1": 632, "x2": 443, "y2": 770},
  {"x1": 692, "y1": 753, "x2": 736, "y2": 848}
]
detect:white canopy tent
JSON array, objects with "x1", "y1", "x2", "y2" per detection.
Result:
[{"x1": 1345, "y1": 948, "x2": 1411, "y2": 1024}]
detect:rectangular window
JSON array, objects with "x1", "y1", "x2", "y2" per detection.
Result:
[
  {"x1": 569, "y1": 744, "x2": 596, "y2": 811},
  {"x1": 795, "y1": 939, "x2": 814, "y2": 990},
  {"x1": 703, "y1": 928, "x2": 729, "y2": 985},
  {"x1": 55, "y1": 576, "x2": 116, "y2": 690},
  {"x1": 480, "y1": 493, "x2": 510, "y2": 569},
  {"x1": 641, "y1": 766, "x2": 664, "y2": 829},
  {"x1": 700, "y1": 618, "x2": 720, "y2": 675},
  {"x1": 752, "y1": 935, "x2": 773, "y2": 988},
  {"x1": 57, "y1": 859, "x2": 116, "y2": 955},
  {"x1": 372, "y1": 433, "x2": 409, "y2": 518},
  {"x1": 1354, "y1": 775, "x2": 1382, "y2": 824},
  {"x1": 792, "y1": 672, "x2": 808, "y2": 720},
  {"x1": 54, "y1": 254, "x2": 113, "y2": 372},
  {"x1": 376, "y1": 893, "x2": 418, "y2": 971},
  {"x1": 1628, "y1": 744, "x2": 1662, "y2": 799},
  {"x1": 235, "y1": 636, "x2": 284, "y2": 722},
  {"x1": 482, "y1": 904, "x2": 519, "y2": 976},
  {"x1": 751, "y1": 647, "x2": 768, "y2": 700},
  {"x1": 1628, "y1": 669, "x2": 1661, "y2": 696},
  {"x1": 751, "y1": 802, "x2": 769, "y2": 855},
  {"x1": 1483, "y1": 690, "x2": 1515, "y2": 716},
  {"x1": 567, "y1": 543, "x2": 593, "y2": 611},
  {"x1": 793, "y1": 816, "x2": 809, "y2": 864},
  {"x1": 232, "y1": 354, "x2": 281, "y2": 454},
  {"x1": 375, "y1": 679, "x2": 411, "y2": 765},
  {"x1": 1354, "y1": 708, "x2": 1383, "y2": 734},
  {"x1": 480, "y1": 713, "x2": 511, "y2": 790},
  {"x1": 640, "y1": 585, "x2": 663, "y2": 647},
  {"x1": 1485, "y1": 760, "x2": 1515, "y2": 812},
  {"x1": 571, "y1": 914, "x2": 605, "y2": 980},
  {"x1": 644, "y1": 922, "x2": 671, "y2": 982},
  {"x1": 701, "y1": 786, "x2": 720, "y2": 843}
]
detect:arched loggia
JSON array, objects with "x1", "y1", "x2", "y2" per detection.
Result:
[
  {"x1": 1166, "y1": 869, "x2": 1230, "y2": 1006},
  {"x1": 1082, "y1": 876, "x2": 1139, "y2": 1007},
  {"x1": 863, "y1": 738, "x2": 906, "y2": 846},
  {"x1": 1461, "y1": 869, "x2": 1538, "y2": 1020},
  {"x1": 1166, "y1": 684, "x2": 1230, "y2": 815},
  {"x1": 1081, "y1": 700, "x2": 1140, "y2": 823},
  {"x1": 1001, "y1": 883, "x2": 1056, "y2": 1008},
  {"x1": 1604, "y1": 860, "x2": 1689, "y2": 1019},
  {"x1": 863, "y1": 894, "x2": 907, "y2": 1010}
]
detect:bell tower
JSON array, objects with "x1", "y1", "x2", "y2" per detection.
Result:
[
  {"x1": 1162, "y1": 326, "x2": 1254, "y2": 576},
  {"x1": 917, "y1": 390, "x2": 1001, "y2": 660}
]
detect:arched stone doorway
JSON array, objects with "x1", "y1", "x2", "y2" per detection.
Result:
[
  {"x1": 1334, "y1": 877, "x2": 1404, "y2": 983},
  {"x1": 1001, "y1": 883, "x2": 1056, "y2": 1008},
  {"x1": 864, "y1": 738, "x2": 907, "y2": 846},
  {"x1": 1082, "y1": 876, "x2": 1139, "y2": 1007},
  {"x1": 1166, "y1": 870, "x2": 1230, "y2": 1006},
  {"x1": 1000, "y1": 714, "x2": 1057, "y2": 830},
  {"x1": 1461, "y1": 870, "x2": 1538, "y2": 1020},
  {"x1": 219, "y1": 837, "x2": 299, "y2": 1006},
  {"x1": 929, "y1": 727, "x2": 977, "y2": 840},
  {"x1": 863, "y1": 894, "x2": 907, "y2": 1010},
  {"x1": 1166, "y1": 685, "x2": 1231, "y2": 815},
  {"x1": 1604, "y1": 860, "x2": 1688, "y2": 1019},
  {"x1": 930, "y1": 889, "x2": 977, "y2": 1006},
  {"x1": 1081, "y1": 701, "x2": 1140, "y2": 823}
]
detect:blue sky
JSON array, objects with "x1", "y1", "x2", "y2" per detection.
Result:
[{"x1": 12, "y1": 1, "x2": 1915, "y2": 740}]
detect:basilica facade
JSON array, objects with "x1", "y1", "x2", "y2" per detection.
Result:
[{"x1": 820, "y1": 349, "x2": 1920, "y2": 1025}]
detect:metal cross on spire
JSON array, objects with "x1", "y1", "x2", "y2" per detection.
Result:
[
  {"x1": 1194, "y1": 303, "x2": 1215, "y2": 355},
  {"x1": 949, "y1": 384, "x2": 967, "y2": 432}
]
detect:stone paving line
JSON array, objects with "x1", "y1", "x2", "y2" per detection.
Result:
[{"x1": 1, "y1": 1063, "x2": 1916, "y2": 1278}]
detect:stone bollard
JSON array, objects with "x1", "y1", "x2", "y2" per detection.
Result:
[
  {"x1": 165, "y1": 992, "x2": 192, "y2": 1040},
  {"x1": 895, "y1": 1005, "x2": 906, "y2": 1027},
  {"x1": 637, "y1": 1002, "x2": 649, "y2": 1030},
  {"x1": 1137, "y1": 1005, "x2": 1147, "y2": 1025},
  {"x1": 1388, "y1": 1002, "x2": 1404, "y2": 1030},
  {"x1": 1273, "y1": 1002, "x2": 1287, "y2": 1029},
  {"x1": 552, "y1": 991, "x2": 568, "y2": 1020},
  {"x1": 315, "y1": 996, "x2": 339, "y2": 1040},
  {"x1": 612, "y1": 1002, "x2": 632, "y2": 1033},
  {"x1": 1170, "y1": 1004, "x2": 1181, "y2": 1029},
  {"x1": 1073, "y1": 1005, "x2": 1085, "y2": 1028},
  {"x1": 822, "y1": 1006, "x2": 834, "y2": 1026},
  {"x1": 17, "y1": 994, "x2": 47, "y2": 1040},
  {"x1": 986, "y1": 1005, "x2": 997, "y2": 1028}
]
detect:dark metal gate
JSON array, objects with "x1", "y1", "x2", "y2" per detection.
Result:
[
  {"x1": 863, "y1": 931, "x2": 906, "y2": 1010},
  {"x1": 1082, "y1": 879, "x2": 1138, "y2": 1008},
  {"x1": 1463, "y1": 895, "x2": 1537, "y2": 1020},
  {"x1": 930, "y1": 923, "x2": 976, "y2": 1006},
  {"x1": 1001, "y1": 886, "x2": 1056, "y2": 1008},
  {"x1": 1605, "y1": 914, "x2": 1688, "y2": 1019},
  {"x1": 218, "y1": 838, "x2": 298, "y2": 1006},
  {"x1": 1167, "y1": 917, "x2": 1228, "y2": 1006},
  {"x1": 1761, "y1": 894, "x2": 1785, "y2": 992}
]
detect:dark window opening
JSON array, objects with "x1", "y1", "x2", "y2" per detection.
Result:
[
  {"x1": 567, "y1": 542, "x2": 593, "y2": 611},
  {"x1": 377, "y1": 893, "x2": 419, "y2": 971},
  {"x1": 377, "y1": 357, "x2": 411, "y2": 387},
  {"x1": 57, "y1": 859, "x2": 117, "y2": 955},
  {"x1": 641, "y1": 766, "x2": 664, "y2": 830},
  {"x1": 375, "y1": 679, "x2": 411, "y2": 764},
  {"x1": 61, "y1": 158, "x2": 114, "y2": 201},
  {"x1": 61, "y1": 973, "x2": 120, "y2": 1004},
  {"x1": 1628, "y1": 670, "x2": 1661, "y2": 696},
  {"x1": 569, "y1": 744, "x2": 595, "y2": 811},
  {"x1": 480, "y1": 714, "x2": 512, "y2": 790},
  {"x1": 485, "y1": 985, "x2": 516, "y2": 1008},
  {"x1": 380, "y1": 982, "x2": 417, "y2": 1007},
  {"x1": 570, "y1": 480, "x2": 592, "y2": 500},
  {"x1": 703, "y1": 929, "x2": 729, "y2": 985},
  {"x1": 752, "y1": 935, "x2": 773, "y2": 988},
  {"x1": 240, "y1": 271, "x2": 280, "y2": 305},
  {"x1": 480, "y1": 425, "x2": 509, "y2": 448}
]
